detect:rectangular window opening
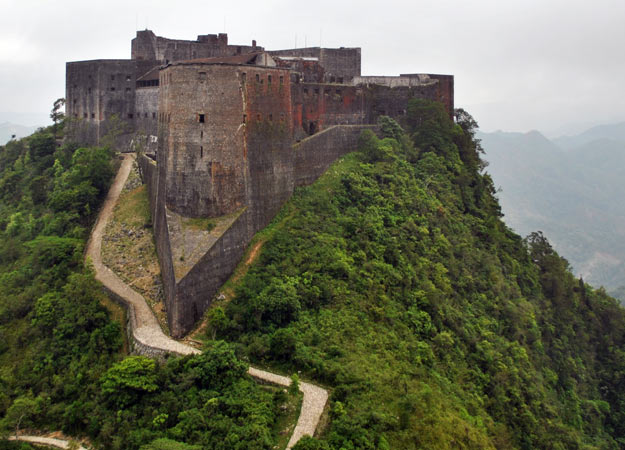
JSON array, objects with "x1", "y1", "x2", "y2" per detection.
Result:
[
  {"x1": 152, "y1": 112, "x2": 156, "y2": 119},
  {"x1": 128, "y1": 113, "x2": 133, "y2": 119},
  {"x1": 256, "y1": 113, "x2": 261, "y2": 122},
  {"x1": 200, "y1": 146, "x2": 203, "y2": 158},
  {"x1": 111, "y1": 87, "x2": 116, "y2": 91},
  {"x1": 243, "y1": 114, "x2": 247, "y2": 123},
  {"x1": 198, "y1": 113, "x2": 205, "y2": 123},
  {"x1": 111, "y1": 75, "x2": 115, "y2": 81},
  {"x1": 126, "y1": 75, "x2": 131, "y2": 81},
  {"x1": 200, "y1": 131, "x2": 203, "y2": 139},
  {"x1": 269, "y1": 113, "x2": 273, "y2": 121},
  {"x1": 241, "y1": 72, "x2": 246, "y2": 83},
  {"x1": 91, "y1": 113, "x2": 95, "y2": 119},
  {"x1": 280, "y1": 76, "x2": 284, "y2": 85},
  {"x1": 125, "y1": 87, "x2": 131, "y2": 92},
  {"x1": 268, "y1": 75, "x2": 272, "y2": 85},
  {"x1": 83, "y1": 113, "x2": 87, "y2": 119},
  {"x1": 255, "y1": 73, "x2": 260, "y2": 83}
]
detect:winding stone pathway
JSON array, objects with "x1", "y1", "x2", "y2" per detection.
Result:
[
  {"x1": 9, "y1": 435, "x2": 88, "y2": 449},
  {"x1": 85, "y1": 153, "x2": 328, "y2": 449}
]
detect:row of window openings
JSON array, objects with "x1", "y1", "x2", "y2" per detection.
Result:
[
  {"x1": 71, "y1": 75, "x2": 131, "y2": 88},
  {"x1": 72, "y1": 87, "x2": 132, "y2": 94},
  {"x1": 303, "y1": 87, "x2": 342, "y2": 96},
  {"x1": 199, "y1": 113, "x2": 284, "y2": 124},
  {"x1": 75, "y1": 112, "x2": 156, "y2": 120},
  {"x1": 240, "y1": 73, "x2": 284, "y2": 86}
]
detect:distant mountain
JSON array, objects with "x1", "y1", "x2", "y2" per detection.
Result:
[
  {"x1": 0, "y1": 122, "x2": 39, "y2": 145},
  {"x1": 553, "y1": 122, "x2": 625, "y2": 149},
  {"x1": 479, "y1": 124, "x2": 625, "y2": 294}
]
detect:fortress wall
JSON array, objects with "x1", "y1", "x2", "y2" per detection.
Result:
[
  {"x1": 174, "y1": 210, "x2": 253, "y2": 336},
  {"x1": 137, "y1": 154, "x2": 158, "y2": 219},
  {"x1": 243, "y1": 66, "x2": 295, "y2": 231},
  {"x1": 270, "y1": 47, "x2": 361, "y2": 83},
  {"x1": 66, "y1": 59, "x2": 147, "y2": 148},
  {"x1": 159, "y1": 64, "x2": 247, "y2": 218},
  {"x1": 428, "y1": 74, "x2": 455, "y2": 117},
  {"x1": 291, "y1": 83, "x2": 366, "y2": 136},
  {"x1": 134, "y1": 86, "x2": 159, "y2": 138},
  {"x1": 320, "y1": 47, "x2": 361, "y2": 82},
  {"x1": 132, "y1": 30, "x2": 258, "y2": 63},
  {"x1": 364, "y1": 83, "x2": 444, "y2": 122},
  {"x1": 66, "y1": 61, "x2": 102, "y2": 144},
  {"x1": 294, "y1": 124, "x2": 378, "y2": 187},
  {"x1": 137, "y1": 153, "x2": 176, "y2": 330}
]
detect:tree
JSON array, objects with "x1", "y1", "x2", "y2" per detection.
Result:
[
  {"x1": 101, "y1": 356, "x2": 159, "y2": 407},
  {"x1": 50, "y1": 98, "x2": 65, "y2": 138},
  {"x1": 1, "y1": 395, "x2": 40, "y2": 437}
]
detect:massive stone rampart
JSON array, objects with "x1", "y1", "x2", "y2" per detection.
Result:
[
  {"x1": 294, "y1": 124, "x2": 377, "y2": 186},
  {"x1": 142, "y1": 124, "x2": 377, "y2": 337}
]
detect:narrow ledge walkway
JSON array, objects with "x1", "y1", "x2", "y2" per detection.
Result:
[{"x1": 85, "y1": 153, "x2": 328, "y2": 449}]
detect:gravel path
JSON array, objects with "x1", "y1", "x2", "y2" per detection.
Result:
[
  {"x1": 9, "y1": 435, "x2": 88, "y2": 449},
  {"x1": 85, "y1": 153, "x2": 328, "y2": 448}
]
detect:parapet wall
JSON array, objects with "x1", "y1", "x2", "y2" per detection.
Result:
[{"x1": 294, "y1": 125, "x2": 378, "y2": 186}]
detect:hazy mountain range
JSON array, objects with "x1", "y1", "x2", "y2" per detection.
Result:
[
  {"x1": 0, "y1": 122, "x2": 40, "y2": 145},
  {"x1": 480, "y1": 122, "x2": 625, "y2": 298}
]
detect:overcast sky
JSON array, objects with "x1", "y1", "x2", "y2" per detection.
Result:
[{"x1": 1, "y1": 0, "x2": 624, "y2": 135}]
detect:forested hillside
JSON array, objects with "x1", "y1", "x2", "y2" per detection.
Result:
[
  {"x1": 213, "y1": 102, "x2": 625, "y2": 449},
  {"x1": 2, "y1": 106, "x2": 625, "y2": 449},
  {"x1": 0, "y1": 127, "x2": 292, "y2": 449}
]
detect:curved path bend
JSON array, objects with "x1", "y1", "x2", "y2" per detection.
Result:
[
  {"x1": 9, "y1": 435, "x2": 88, "y2": 449},
  {"x1": 86, "y1": 153, "x2": 327, "y2": 449}
]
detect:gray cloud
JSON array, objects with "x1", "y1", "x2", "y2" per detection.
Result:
[{"x1": 1, "y1": 0, "x2": 623, "y2": 134}]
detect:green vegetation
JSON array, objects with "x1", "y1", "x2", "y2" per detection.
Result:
[
  {"x1": 185, "y1": 217, "x2": 217, "y2": 232},
  {"x1": 0, "y1": 125, "x2": 290, "y2": 449},
  {"x1": 215, "y1": 102, "x2": 625, "y2": 449}
]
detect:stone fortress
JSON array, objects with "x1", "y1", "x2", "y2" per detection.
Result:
[{"x1": 67, "y1": 30, "x2": 454, "y2": 337}]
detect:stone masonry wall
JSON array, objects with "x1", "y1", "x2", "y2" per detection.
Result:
[
  {"x1": 159, "y1": 63, "x2": 248, "y2": 218},
  {"x1": 66, "y1": 59, "x2": 158, "y2": 147},
  {"x1": 132, "y1": 30, "x2": 259, "y2": 63},
  {"x1": 174, "y1": 210, "x2": 253, "y2": 335},
  {"x1": 294, "y1": 125, "x2": 378, "y2": 187},
  {"x1": 134, "y1": 86, "x2": 159, "y2": 138}
]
